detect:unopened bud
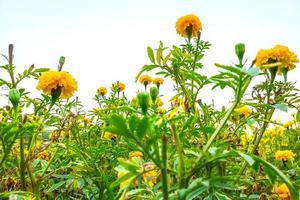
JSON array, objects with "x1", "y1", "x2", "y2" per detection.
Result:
[
  {"x1": 9, "y1": 88, "x2": 20, "y2": 108},
  {"x1": 235, "y1": 43, "x2": 245, "y2": 64},
  {"x1": 137, "y1": 92, "x2": 150, "y2": 114}
]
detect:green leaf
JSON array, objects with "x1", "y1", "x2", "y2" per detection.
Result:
[
  {"x1": 237, "y1": 152, "x2": 255, "y2": 166},
  {"x1": 34, "y1": 68, "x2": 50, "y2": 73},
  {"x1": 108, "y1": 115, "x2": 129, "y2": 136},
  {"x1": 296, "y1": 111, "x2": 300, "y2": 122},
  {"x1": 47, "y1": 180, "x2": 67, "y2": 193},
  {"x1": 147, "y1": 47, "x2": 155, "y2": 64},
  {"x1": 136, "y1": 116, "x2": 150, "y2": 138},
  {"x1": 252, "y1": 155, "x2": 299, "y2": 200},
  {"x1": 273, "y1": 103, "x2": 288, "y2": 112}
]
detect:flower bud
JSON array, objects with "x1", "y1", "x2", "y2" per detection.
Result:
[
  {"x1": 9, "y1": 88, "x2": 20, "y2": 108},
  {"x1": 235, "y1": 43, "x2": 245, "y2": 64},
  {"x1": 150, "y1": 87, "x2": 158, "y2": 103},
  {"x1": 137, "y1": 92, "x2": 150, "y2": 114}
]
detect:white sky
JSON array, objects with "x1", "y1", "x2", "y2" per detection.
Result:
[{"x1": 1, "y1": 0, "x2": 300, "y2": 120}]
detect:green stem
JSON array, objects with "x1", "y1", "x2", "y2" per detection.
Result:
[
  {"x1": 171, "y1": 125, "x2": 185, "y2": 188},
  {"x1": 20, "y1": 132, "x2": 26, "y2": 190},
  {"x1": 238, "y1": 81, "x2": 274, "y2": 175},
  {"x1": 161, "y1": 134, "x2": 169, "y2": 200}
]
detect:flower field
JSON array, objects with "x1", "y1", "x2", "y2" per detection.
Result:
[{"x1": 1, "y1": 14, "x2": 300, "y2": 200}]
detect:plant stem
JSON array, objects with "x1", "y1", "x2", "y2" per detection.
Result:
[
  {"x1": 161, "y1": 134, "x2": 169, "y2": 200},
  {"x1": 171, "y1": 124, "x2": 185, "y2": 188},
  {"x1": 20, "y1": 132, "x2": 26, "y2": 190},
  {"x1": 238, "y1": 81, "x2": 274, "y2": 175}
]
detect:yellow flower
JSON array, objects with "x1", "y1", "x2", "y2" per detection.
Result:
[
  {"x1": 240, "y1": 134, "x2": 253, "y2": 147},
  {"x1": 142, "y1": 162, "x2": 159, "y2": 187},
  {"x1": 36, "y1": 70, "x2": 77, "y2": 99},
  {"x1": 82, "y1": 116, "x2": 91, "y2": 124},
  {"x1": 275, "y1": 184, "x2": 291, "y2": 200},
  {"x1": 255, "y1": 45, "x2": 299, "y2": 74},
  {"x1": 153, "y1": 77, "x2": 164, "y2": 85},
  {"x1": 158, "y1": 107, "x2": 166, "y2": 114},
  {"x1": 113, "y1": 81, "x2": 126, "y2": 92},
  {"x1": 275, "y1": 150, "x2": 295, "y2": 161},
  {"x1": 143, "y1": 170, "x2": 159, "y2": 188},
  {"x1": 236, "y1": 106, "x2": 252, "y2": 117},
  {"x1": 283, "y1": 120, "x2": 294, "y2": 128},
  {"x1": 97, "y1": 86, "x2": 107, "y2": 95},
  {"x1": 103, "y1": 131, "x2": 117, "y2": 139},
  {"x1": 176, "y1": 14, "x2": 202, "y2": 38},
  {"x1": 129, "y1": 151, "x2": 143, "y2": 160},
  {"x1": 139, "y1": 74, "x2": 152, "y2": 85},
  {"x1": 155, "y1": 97, "x2": 164, "y2": 107},
  {"x1": 35, "y1": 151, "x2": 49, "y2": 161}
]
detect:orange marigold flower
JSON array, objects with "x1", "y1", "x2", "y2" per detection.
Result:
[
  {"x1": 255, "y1": 45, "x2": 299, "y2": 75},
  {"x1": 129, "y1": 151, "x2": 143, "y2": 160},
  {"x1": 139, "y1": 74, "x2": 152, "y2": 85},
  {"x1": 176, "y1": 14, "x2": 202, "y2": 38},
  {"x1": 97, "y1": 86, "x2": 107, "y2": 95},
  {"x1": 275, "y1": 150, "x2": 295, "y2": 161},
  {"x1": 236, "y1": 106, "x2": 252, "y2": 117},
  {"x1": 35, "y1": 151, "x2": 50, "y2": 161},
  {"x1": 153, "y1": 77, "x2": 164, "y2": 85},
  {"x1": 275, "y1": 184, "x2": 291, "y2": 200},
  {"x1": 113, "y1": 81, "x2": 126, "y2": 92},
  {"x1": 36, "y1": 70, "x2": 77, "y2": 99}
]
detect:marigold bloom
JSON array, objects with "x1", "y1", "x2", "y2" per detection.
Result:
[
  {"x1": 143, "y1": 170, "x2": 159, "y2": 188},
  {"x1": 283, "y1": 120, "x2": 294, "y2": 128},
  {"x1": 275, "y1": 184, "x2": 291, "y2": 200},
  {"x1": 129, "y1": 151, "x2": 143, "y2": 160},
  {"x1": 153, "y1": 77, "x2": 164, "y2": 85},
  {"x1": 255, "y1": 45, "x2": 299, "y2": 75},
  {"x1": 36, "y1": 70, "x2": 77, "y2": 99},
  {"x1": 155, "y1": 97, "x2": 164, "y2": 107},
  {"x1": 103, "y1": 131, "x2": 117, "y2": 139},
  {"x1": 113, "y1": 81, "x2": 126, "y2": 92},
  {"x1": 176, "y1": 14, "x2": 202, "y2": 38},
  {"x1": 139, "y1": 74, "x2": 152, "y2": 85},
  {"x1": 236, "y1": 106, "x2": 252, "y2": 117},
  {"x1": 97, "y1": 86, "x2": 107, "y2": 95},
  {"x1": 275, "y1": 150, "x2": 295, "y2": 161},
  {"x1": 35, "y1": 151, "x2": 49, "y2": 161}
]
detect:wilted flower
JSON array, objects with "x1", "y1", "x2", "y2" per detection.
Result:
[{"x1": 35, "y1": 151, "x2": 50, "y2": 161}]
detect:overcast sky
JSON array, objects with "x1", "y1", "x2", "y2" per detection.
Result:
[{"x1": 1, "y1": 0, "x2": 300, "y2": 120}]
